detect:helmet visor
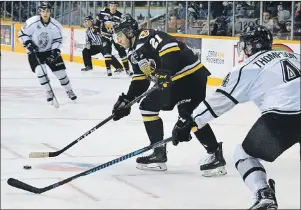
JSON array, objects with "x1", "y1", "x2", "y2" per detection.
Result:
[{"x1": 237, "y1": 41, "x2": 245, "y2": 55}]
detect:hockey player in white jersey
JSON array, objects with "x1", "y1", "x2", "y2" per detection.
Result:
[
  {"x1": 172, "y1": 25, "x2": 300, "y2": 210},
  {"x1": 18, "y1": 1, "x2": 77, "y2": 105}
]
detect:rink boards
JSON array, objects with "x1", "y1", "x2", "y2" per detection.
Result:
[{"x1": 1, "y1": 21, "x2": 300, "y2": 86}]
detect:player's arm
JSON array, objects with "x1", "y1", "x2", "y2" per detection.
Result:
[
  {"x1": 94, "y1": 14, "x2": 102, "y2": 33},
  {"x1": 18, "y1": 19, "x2": 38, "y2": 52},
  {"x1": 51, "y1": 21, "x2": 63, "y2": 50},
  {"x1": 192, "y1": 67, "x2": 256, "y2": 127},
  {"x1": 126, "y1": 62, "x2": 150, "y2": 101}
]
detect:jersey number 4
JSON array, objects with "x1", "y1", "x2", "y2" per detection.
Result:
[
  {"x1": 281, "y1": 60, "x2": 301, "y2": 82},
  {"x1": 149, "y1": 35, "x2": 163, "y2": 49}
]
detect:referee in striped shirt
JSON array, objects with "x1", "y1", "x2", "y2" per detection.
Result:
[{"x1": 82, "y1": 15, "x2": 123, "y2": 72}]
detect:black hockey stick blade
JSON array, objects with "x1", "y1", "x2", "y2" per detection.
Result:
[
  {"x1": 7, "y1": 178, "x2": 43, "y2": 194},
  {"x1": 28, "y1": 86, "x2": 158, "y2": 158},
  {"x1": 10, "y1": 137, "x2": 173, "y2": 194}
]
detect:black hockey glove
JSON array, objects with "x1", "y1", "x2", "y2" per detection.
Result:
[
  {"x1": 47, "y1": 49, "x2": 61, "y2": 64},
  {"x1": 112, "y1": 93, "x2": 131, "y2": 121},
  {"x1": 24, "y1": 40, "x2": 39, "y2": 53},
  {"x1": 172, "y1": 116, "x2": 194, "y2": 146},
  {"x1": 155, "y1": 69, "x2": 172, "y2": 90}
]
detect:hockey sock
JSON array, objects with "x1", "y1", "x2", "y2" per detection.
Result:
[
  {"x1": 194, "y1": 124, "x2": 218, "y2": 153},
  {"x1": 142, "y1": 114, "x2": 164, "y2": 145},
  {"x1": 104, "y1": 55, "x2": 112, "y2": 70},
  {"x1": 35, "y1": 65, "x2": 51, "y2": 92},
  {"x1": 52, "y1": 70, "x2": 72, "y2": 92},
  {"x1": 120, "y1": 56, "x2": 129, "y2": 71},
  {"x1": 111, "y1": 56, "x2": 123, "y2": 69},
  {"x1": 234, "y1": 145, "x2": 268, "y2": 196}
]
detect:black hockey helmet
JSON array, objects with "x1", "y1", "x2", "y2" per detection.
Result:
[
  {"x1": 38, "y1": 1, "x2": 52, "y2": 11},
  {"x1": 237, "y1": 25, "x2": 273, "y2": 57},
  {"x1": 113, "y1": 14, "x2": 138, "y2": 39},
  {"x1": 84, "y1": 15, "x2": 93, "y2": 21},
  {"x1": 109, "y1": 1, "x2": 118, "y2": 6}
]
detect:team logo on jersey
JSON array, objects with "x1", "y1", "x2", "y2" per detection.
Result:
[
  {"x1": 221, "y1": 72, "x2": 231, "y2": 87},
  {"x1": 38, "y1": 32, "x2": 49, "y2": 50},
  {"x1": 139, "y1": 30, "x2": 149, "y2": 39},
  {"x1": 130, "y1": 52, "x2": 138, "y2": 64},
  {"x1": 105, "y1": 23, "x2": 114, "y2": 33}
]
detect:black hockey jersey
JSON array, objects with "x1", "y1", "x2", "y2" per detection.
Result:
[
  {"x1": 127, "y1": 29, "x2": 211, "y2": 100},
  {"x1": 95, "y1": 8, "x2": 122, "y2": 37}
]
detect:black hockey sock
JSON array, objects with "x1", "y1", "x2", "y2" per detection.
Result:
[
  {"x1": 104, "y1": 55, "x2": 112, "y2": 70},
  {"x1": 121, "y1": 57, "x2": 129, "y2": 71},
  {"x1": 111, "y1": 56, "x2": 123, "y2": 69},
  {"x1": 194, "y1": 124, "x2": 218, "y2": 153},
  {"x1": 142, "y1": 115, "x2": 164, "y2": 145}
]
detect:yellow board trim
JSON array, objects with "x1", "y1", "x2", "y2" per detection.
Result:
[
  {"x1": 132, "y1": 75, "x2": 147, "y2": 81},
  {"x1": 0, "y1": 45, "x2": 12, "y2": 51},
  {"x1": 142, "y1": 116, "x2": 160, "y2": 122},
  {"x1": 159, "y1": 46, "x2": 180, "y2": 57}
]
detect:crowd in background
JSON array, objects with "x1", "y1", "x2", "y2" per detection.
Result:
[{"x1": 1, "y1": 1, "x2": 300, "y2": 40}]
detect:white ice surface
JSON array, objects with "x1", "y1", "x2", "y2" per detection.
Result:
[{"x1": 1, "y1": 51, "x2": 300, "y2": 209}]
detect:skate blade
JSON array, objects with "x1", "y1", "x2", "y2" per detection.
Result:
[
  {"x1": 49, "y1": 100, "x2": 59, "y2": 108},
  {"x1": 136, "y1": 163, "x2": 167, "y2": 171},
  {"x1": 201, "y1": 166, "x2": 227, "y2": 177}
]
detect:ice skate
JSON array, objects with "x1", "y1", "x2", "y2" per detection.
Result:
[
  {"x1": 249, "y1": 179, "x2": 278, "y2": 210},
  {"x1": 107, "y1": 69, "x2": 112, "y2": 76},
  {"x1": 125, "y1": 69, "x2": 133, "y2": 76},
  {"x1": 136, "y1": 145, "x2": 167, "y2": 171},
  {"x1": 66, "y1": 90, "x2": 77, "y2": 101},
  {"x1": 114, "y1": 68, "x2": 124, "y2": 74},
  {"x1": 199, "y1": 142, "x2": 227, "y2": 177},
  {"x1": 81, "y1": 66, "x2": 93, "y2": 71}
]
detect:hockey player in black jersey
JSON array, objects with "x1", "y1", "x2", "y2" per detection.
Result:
[
  {"x1": 94, "y1": 1, "x2": 132, "y2": 76},
  {"x1": 111, "y1": 14, "x2": 226, "y2": 175}
]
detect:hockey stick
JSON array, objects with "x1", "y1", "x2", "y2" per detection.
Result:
[
  {"x1": 29, "y1": 85, "x2": 158, "y2": 158},
  {"x1": 8, "y1": 136, "x2": 173, "y2": 194},
  {"x1": 34, "y1": 51, "x2": 59, "y2": 108}
]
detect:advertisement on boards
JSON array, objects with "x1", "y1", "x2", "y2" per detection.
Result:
[
  {"x1": 201, "y1": 38, "x2": 233, "y2": 78},
  {"x1": 0, "y1": 25, "x2": 12, "y2": 45}
]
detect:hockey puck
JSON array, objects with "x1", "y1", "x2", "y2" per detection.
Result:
[{"x1": 23, "y1": 165, "x2": 32, "y2": 170}]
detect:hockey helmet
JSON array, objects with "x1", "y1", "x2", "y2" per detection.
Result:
[
  {"x1": 84, "y1": 15, "x2": 93, "y2": 21},
  {"x1": 109, "y1": 1, "x2": 118, "y2": 6},
  {"x1": 38, "y1": 1, "x2": 52, "y2": 12},
  {"x1": 237, "y1": 25, "x2": 273, "y2": 57},
  {"x1": 113, "y1": 14, "x2": 138, "y2": 40}
]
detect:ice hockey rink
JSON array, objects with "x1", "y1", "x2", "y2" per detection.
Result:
[{"x1": 1, "y1": 51, "x2": 300, "y2": 209}]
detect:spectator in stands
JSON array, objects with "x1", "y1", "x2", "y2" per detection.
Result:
[
  {"x1": 277, "y1": 20, "x2": 292, "y2": 40},
  {"x1": 262, "y1": 11, "x2": 280, "y2": 34},
  {"x1": 277, "y1": 4, "x2": 290, "y2": 24}
]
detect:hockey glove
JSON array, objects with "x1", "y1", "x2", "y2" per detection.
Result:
[
  {"x1": 47, "y1": 49, "x2": 61, "y2": 64},
  {"x1": 172, "y1": 116, "x2": 194, "y2": 146},
  {"x1": 112, "y1": 93, "x2": 131, "y2": 121},
  {"x1": 155, "y1": 69, "x2": 172, "y2": 89},
  {"x1": 24, "y1": 40, "x2": 39, "y2": 53}
]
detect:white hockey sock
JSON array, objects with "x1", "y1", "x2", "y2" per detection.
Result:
[
  {"x1": 236, "y1": 158, "x2": 268, "y2": 195},
  {"x1": 52, "y1": 70, "x2": 72, "y2": 92},
  {"x1": 35, "y1": 65, "x2": 51, "y2": 92},
  {"x1": 234, "y1": 145, "x2": 268, "y2": 197}
]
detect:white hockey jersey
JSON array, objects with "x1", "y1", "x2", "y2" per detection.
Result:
[
  {"x1": 18, "y1": 15, "x2": 63, "y2": 53},
  {"x1": 193, "y1": 50, "x2": 301, "y2": 126}
]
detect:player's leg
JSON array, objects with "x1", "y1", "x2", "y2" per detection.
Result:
[
  {"x1": 113, "y1": 42, "x2": 132, "y2": 75},
  {"x1": 111, "y1": 55, "x2": 124, "y2": 71},
  {"x1": 136, "y1": 89, "x2": 172, "y2": 171},
  {"x1": 102, "y1": 37, "x2": 113, "y2": 76},
  {"x1": 178, "y1": 71, "x2": 225, "y2": 176},
  {"x1": 28, "y1": 52, "x2": 54, "y2": 102},
  {"x1": 81, "y1": 46, "x2": 94, "y2": 71},
  {"x1": 234, "y1": 113, "x2": 301, "y2": 209},
  {"x1": 46, "y1": 51, "x2": 77, "y2": 101}
]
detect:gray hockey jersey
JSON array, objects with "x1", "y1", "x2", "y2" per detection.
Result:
[
  {"x1": 18, "y1": 15, "x2": 63, "y2": 53},
  {"x1": 193, "y1": 50, "x2": 301, "y2": 126}
]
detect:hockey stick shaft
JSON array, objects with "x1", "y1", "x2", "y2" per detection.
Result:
[
  {"x1": 29, "y1": 85, "x2": 158, "y2": 158},
  {"x1": 34, "y1": 52, "x2": 59, "y2": 108},
  {"x1": 8, "y1": 136, "x2": 173, "y2": 194}
]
